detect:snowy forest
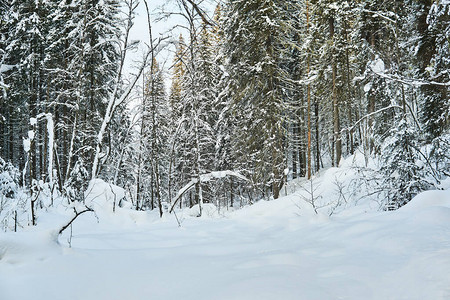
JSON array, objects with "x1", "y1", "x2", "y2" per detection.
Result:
[
  {"x1": 0, "y1": 0, "x2": 450, "y2": 298},
  {"x1": 1, "y1": 0, "x2": 448, "y2": 221}
]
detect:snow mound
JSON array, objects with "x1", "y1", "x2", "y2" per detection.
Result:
[
  {"x1": 278, "y1": 152, "x2": 383, "y2": 218},
  {"x1": 79, "y1": 178, "x2": 158, "y2": 227},
  {"x1": 186, "y1": 203, "x2": 221, "y2": 218},
  {"x1": 85, "y1": 178, "x2": 127, "y2": 211},
  {"x1": 400, "y1": 189, "x2": 450, "y2": 211},
  {"x1": 0, "y1": 229, "x2": 60, "y2": 263}
]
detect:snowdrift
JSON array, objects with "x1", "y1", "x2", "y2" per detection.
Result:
[{"x1": 0, "y1": 157, "x2": 449, "y2": 300}]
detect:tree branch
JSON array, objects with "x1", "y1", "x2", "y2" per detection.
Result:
[
  {"x1": 58, "y1": 206, "x2": 94, "y2": 235},
  {"x1": 184, "y1": 0, "x2": 214, "y2": 26}
]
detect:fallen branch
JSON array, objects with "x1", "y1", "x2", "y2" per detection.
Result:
[
  {"x1": 169, "y1": 171, "x2": 248, "y2": 213},
  {"x1": 58, "y1": 206, "x2": 94, "y2": 235}
]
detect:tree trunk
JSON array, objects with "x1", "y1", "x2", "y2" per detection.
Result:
[
  {"x1": 314, "y1": 101, "x2": 320, "y2": 172},
  {"x1": 330, "y1": 16, "x2": 341, "y2": 167},
  {"x1": 292, "y1": 124, "x2": 298, "y2": 179},
  {"x1": 368, "y1": 33, "x2": 376, "y2": 153},
  {"x1": 306, "y1": 0, "x2": 312, "y2": 179}
]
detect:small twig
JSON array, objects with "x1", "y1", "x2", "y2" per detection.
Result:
[
  {"x1": 108, "y1": 183, "x2": 117, "y2": 213},
  {"x1": 68, "y1": 224, "x2": 73, "y2": 248},
  {"x1": 173, "y1": 209, "x2": 182, "y2": 227}
]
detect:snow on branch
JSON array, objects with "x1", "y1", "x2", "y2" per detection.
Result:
[
  {"x1": 370, "y1": 65, "x2": 450, "y2": 87},
  {"x1": 341, "y1": 105, "x2": 403, "y2": 134},
  {"x1": 362, "y1": 9, "x2": 398, "y2": 24},
  {"x1": 200, "y1": 170, "x2": 248, "y2": 182},
  {"x1": 169, "y1": 171, "x2": 248, "y2": 213}
]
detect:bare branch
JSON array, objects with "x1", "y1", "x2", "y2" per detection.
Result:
[
  {"x1": 370, "y1": 68, "x2": 450, "y2": 87},
  {"x1": 58, "y1": 206, "x2": 94, "y2": 235},
  {"x1": 184, "y1": 0, "x2": 215, "y2": 26},
  {"x1": 341, "y1": 105, "x2": 403, "y2": 134}
]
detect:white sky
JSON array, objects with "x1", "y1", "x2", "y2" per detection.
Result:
[
  {"x1": 125, "y1": 0, "x2": 217, "y2": 85},
  {"x1": 122, "y1": 0, "x2": 218, "y2": 116}
]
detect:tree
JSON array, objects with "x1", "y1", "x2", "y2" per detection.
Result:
[
  {"x1": 3, "y1": 0, "x2": 51, "y2": 181},
  {"x1": 224, "y1": 0, "x2": 288, "y2": 199},
  {"x1": 417, "y1": 0, "x2": 449, "y2": 140},
  {"x1": 167, "y1": 0, "x2": 219, "y2": 215},
  {"x1": 75, "y1": 0, "x2": 121, "y2": 178},
  {"x1": 381, "y1": 118, "x2": 431, "y2": 209},
  {"x1": 141, "y1": 58, "x2": 169, "y2": 216},
  {"x1": 168, "y1": 34, "x2": 187, "y2": 207}
]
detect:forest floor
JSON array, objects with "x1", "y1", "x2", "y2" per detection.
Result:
[{"x1": 1, "y1": 157, "x2": 450, "y2": 300}]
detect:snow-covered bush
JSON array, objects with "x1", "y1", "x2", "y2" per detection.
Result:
[
  {"x1": 186, "y1": 203, "x2": 220, "y2": 218},
  {"x1": 380, "y1": 119, "x2": 433, "y2": 210},
  {"x1": 0, "y1": 157, "x2": 20, "y2": 200},
  {"x1": 85, "y1": 178, "x2": 128, "y2": 212},
  {"x1": 0, "y1": 157, "x2": 27, "y2": 232},
  {"x1": 64, "y1": 159, "x2": 89, "y2": 202},
  {"x1": 429, "y1": 134, "x2": 450, "y2": 179}
]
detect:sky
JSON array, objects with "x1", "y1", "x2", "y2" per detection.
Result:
[
  {"x1": 121, "y1": 0, "x2": 218, "y2": 116},
  {"x1": 125, "y1": 0, "x2": 217, "y2": 84}
]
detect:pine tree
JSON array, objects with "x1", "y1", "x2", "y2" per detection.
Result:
[
  {"x1": 353, "y1": 0, "x2": 403, "y2": 157},
  {"x1": 210, "y1": 4, "x2": 240, "y2": 208},
  {"x1": 68, "y1": 0, "x2": 121, "y2": 177},
  {"x1": 169, "y1": 35, "x2": 186, "y2": 118},
  {"x1": 3, "y1": 0, "x2": 52, "y2": 182},
  {"x1": 224, "y1": 0, "x2": 287, "y2": 199},
  {"x1": 168, "y1": 34, "x2": 187, "y2": 207},
  {"x1": 45, "y1": 0, "x2": 82, "y2": 187},
  {"x1": 168, "y1": 1, "x2": 220, "y2": 214},
  {"x1": 417, "y1": 0, "x2": 449, "y2": 139},
  {"x1": 141, "y1": 58, "x2": 169, "y2": 215},
  {"x1": 381, "y1": 118, "x2": 431, "y2": 209}
]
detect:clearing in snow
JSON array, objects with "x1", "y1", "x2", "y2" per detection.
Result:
[{"x1": 1, "y1": 163, "x2": 450, "y2": 300}]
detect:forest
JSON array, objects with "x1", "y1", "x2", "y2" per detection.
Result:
[
  {"x1": 1, "y1": 1, "x2": 450, "y2": 299},
  {"x1": 0, "y1": 0, "x2": 449, "y2": 228}
]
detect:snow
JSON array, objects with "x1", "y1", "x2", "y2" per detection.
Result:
[
  {"x1": 370, "y1": 58, "x2": 385, "y2": 73},
  {"x1": 263, "y1": 15, "x2": 275, "y2": 27},
  {"x1": 170, "y1": 170, "x2": 247, "y2": 212},
  {"x1": 0, "y1": 64, "x2": 15, "y2": 73},
  {"x1": 22, "y1": 138, "x2": 30, "y2": 153},
  {"x1": 27, "y1": 130, "x2": 34, "y2": 140},
  {"x1": 200, "y1": 170, "x2": 247, "y2": 182},
  {"x1": 1, "y1": 158, "x2": 450, "y2": 300},
  {"x1": 84, "y1": 178, "x2": 127, "y2": 214}
]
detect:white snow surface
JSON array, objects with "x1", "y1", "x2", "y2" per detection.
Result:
[
  {"x1": 0, "y1": 64, "x2": 15, "y2": 73},
  {"x1": 370, "y1": 58, "x2": 385, "y2": 73},
  {"x1": 85, "y1": 178, "x2": 126, "y2": 210},
  {"x1": 364, "y1": 82, "x2": 372, "y2": 93},
  {"x1": 1, "y1": 159, "x2": 450, "y2": 300}
]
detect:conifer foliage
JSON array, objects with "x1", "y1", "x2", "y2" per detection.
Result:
[{"x1": 224, "y1": 0, "x2": 288, "y2": 199}]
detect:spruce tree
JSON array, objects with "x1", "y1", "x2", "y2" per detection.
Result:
[
  {"x1": 142, "y1": 58, "x2": 169, "y2": 215},
  {"x1": 3, "y1": 0, "x2": 51, "y2": 181},
  {"x1": 224, "y1": 0, "x2": 287, "y2": 199},
  {"x1": 417, "y1": 0, "x2": 449, "y2": 139}
]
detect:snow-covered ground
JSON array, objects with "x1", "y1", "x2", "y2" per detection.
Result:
[{"x1": 1, "y1": 157, "x2": 450, "y2": 300}]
